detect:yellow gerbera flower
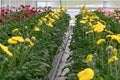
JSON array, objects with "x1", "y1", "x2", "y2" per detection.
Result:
[
  {"x1": 91, "y1": 15, "x2": 99, "y2": 19},
  {"x1": 45, "y1": 15, "x2": 49, "y2": 18},
  {"x1": 8, "y1": 36, "x2": 24, "y2": 44},
  {"x1": 113, "y1": 48, "x2": 118, "y2": 56},
  {"x1": 106, "y1": 34, "x2": 120, "y2": 43},
  {"x1": 42, "y1": 18, "x2": 47, "y2": 22},
  {"x1": 48, "y1": 12, "x2": 54, "y2": 16},
  {"x1": 85, "y1": 30, "x2": 94, "y2": 34},
  {"x1": 8, "y1": 39, "x2": 18, "y2": 44},
  {"x1": 47, "y1": 23, "x2": 53, "y2": 27},
  {"x1": 80, "y1": 20, "x2": 88, "y2": 24},
  {"x1": 82, "y1": 16, "x2": 89, "y2": 20},
  {"x1": 104, "y1": 29, "x2": 114, "y2": 34},
  {"x1": 38, "y1": 19, "x2": 42, "y2": 26},
  {"x1": 97, "y1": 39, "x2": 105, "y2": 45},
  {"x1": 24, "y1": 26, "x2": 28, "y2": 29},
  {"x1": 25, "y1": 38, "x2": 34, "y2": 46},
  {"x1": 108, "y1": 56, "x2": 118, "y2": 64},
  {"x1": 86, "y1": 54, "x2": 93, "y2": 63},
  {"x1": 31, "y1": 36, "x2": 36, "y2": 41},
  {"x1": 34, "y1": 27, "x2": 40, "y2": 31},
  {"x1": 0, "y1": 43, "x2": 13, "y2": 57},
  {"x1": 12, "y1": 28, "x2": 19, "y2": 33},
  {"x1": 81, "y1": 6, "x2": 90, "y2": 14},
  {"x1": 49, "y1": 18, "x2": 55, "y2": 23},
  {"x1": 77, "y1": 68, "x2": 94, "y2": 80},
  {"x1": 54, "y1": 15, "x2": 59, "y2": 19},
  {"x1": 88, "y1": 22, "x2": 92, "y2": 26},
  {"x1": 93, "y1": 22, "x2": 106, "y2": 33},
  {"x1": 16, "y1": 36, "x2": 24, "y2": 42}
]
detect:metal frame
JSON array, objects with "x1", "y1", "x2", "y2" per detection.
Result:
[
  {"x1": 0, "y1": 0, "x2": 120, "y2": 9},
  {"x1": 0, "y1": 0, "x2": 120, "y2": 20}
]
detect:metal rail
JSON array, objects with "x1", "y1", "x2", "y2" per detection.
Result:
[{"x1": 49, "y1": 21, "x2": 73, "y2": 80}]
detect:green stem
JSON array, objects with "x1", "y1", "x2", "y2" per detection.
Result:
[
  {"x1": 107, "y1": 64, "x2": 109, "y2": 78},
  {"x1": 110, "y1": 65, "x2": 112, "y2": 77},
  {"x1": 9, "y1": 53, "x2": 16, "y2": 66},
  {"x1": 0, "y1": 60, "x2": 4, "y2": 77},
  {"x1": 107, "y1": 49, "x2": 110, "y2": 78},
  {"x1": 101, "y1": 46, "x2": 104, "y2": 69},
  {"x1": 115, "y1": 61, "x2": 118, "y2": 80},
  {"x1": 19, "y1": 47, "x2": 29, "y2": 66}
]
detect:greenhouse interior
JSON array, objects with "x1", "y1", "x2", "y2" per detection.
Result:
[{"x1": 0, "y1": 0, "x2": 120, "y2": 80}]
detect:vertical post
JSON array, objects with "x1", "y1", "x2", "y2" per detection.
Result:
[
  {"x1": 8, "y1": 0, "x2": 10, "y2": 10},
  {"x1": 25, "y1": 0, "x2": 26, "y2": 5},
  {"x1": 23, "y1": 0, "x2": 25, "y2": 5},
  {"x1": 1, "y1": 0, "x2": 2, "y2": 8},
  {"x1": 4, "y1": 0, "x2": 6, "y2": 7},
  {"x1": 14, "y1": 0, "x2": 15, "y2": 7},
  {"x1": 25, "y1": 0, "x2": 28, "y2": 5},
  {"x1": 83, "y1": 0, "x2": 86, "y2": 6},
  {"x1": 36, "y1": 1, "x2": 37, "y2": 9},
  {"x1": 103, "y1": 0, "x2": 107, "y2": 9},
  {"x1": 65, "y1": 0, "x2": 66, "y2": 7},
  {"x1": 46, "y1": 1, "x2": 48, "y2": 6},
  {"x1": 0, "y1": 0, "x2": 1, "y2": 10},
  {"x1": 60, "y1": 0, "x2": 62, "y2": 7}
]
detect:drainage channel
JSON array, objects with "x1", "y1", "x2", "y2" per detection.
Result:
[{"x1": 48, "y1": 18, "x2": 75, "y2": 80}]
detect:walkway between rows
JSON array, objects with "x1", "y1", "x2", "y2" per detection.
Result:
[{"x1": 49, "y1": 17, "x2": 75, "y2": 80}]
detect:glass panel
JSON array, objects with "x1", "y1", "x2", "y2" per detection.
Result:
[
  {"x1": 0, "y1": 0, "x2": 120, "y2": 9},
  {"x1": 37, "y1": 2, "x2": 46, "y2": 7},
  {"x1": 37, "y1": 1, "x2": 60, "y2": 7},
  {"x1": 47, "y1": 2, "x2": 60, "y2": 6},
  {"x1": 62, "y1": 1, "x2": 85, "y2": 6},
  {"x1": 107, "y1": 1, "x2": 120, "y2": 7}
]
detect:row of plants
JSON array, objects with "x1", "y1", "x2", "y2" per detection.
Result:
[
  {"x1": 0, "y1": 5, "x2": 51, "y2": 23},
  {"x1": 0, "y1": 5, "x2": 70, "y2": 80},
  {"x1": 65, "y1": 6, "x2": 120, "y2": 80},
  {"x1": 94, "y1": 7, "x2": 120, "y2": 33}
]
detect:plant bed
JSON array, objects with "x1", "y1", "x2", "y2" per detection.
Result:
[
  {"x1": 0, "y1": 5, "x2": 70, "y2": 80},
  {"x1": 65, "y1": 6, "x2": 120, "y2": 80}
]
